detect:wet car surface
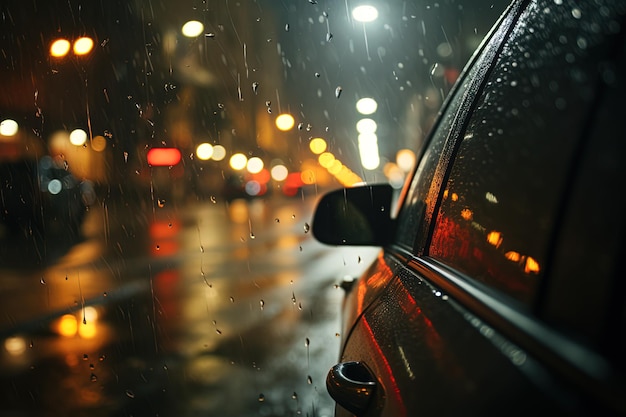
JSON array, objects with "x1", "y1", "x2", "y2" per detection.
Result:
[{"x1": 313, "y1": 0, "x2": 626, "y2": 416}]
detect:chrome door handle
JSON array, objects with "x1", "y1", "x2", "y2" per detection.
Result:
[{"x1": 326, "y1": 361, "x2": 377, "y2": 415}]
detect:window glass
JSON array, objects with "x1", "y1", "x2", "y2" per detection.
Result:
[{"x1": 429, "y1": 0, "x2": 619, "y2": 304}]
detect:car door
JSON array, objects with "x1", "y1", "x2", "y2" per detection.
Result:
[{"x1": 331, "y1": 1, "x2": 626, "y2": 416}]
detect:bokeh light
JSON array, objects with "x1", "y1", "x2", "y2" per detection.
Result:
[
  {"x1": 229, "y1": 153, "x2": 248, "y2": 170},
  {"x1": 271, "y1": 164, "x2": 289, "y2": 181},
  {"x1": 73, "y1": 37, "x2": 94, "y2": 55},
  {"x1": 352, "y1": 5, "x2": 379, "y2": 22},
  {"x1": 182, "y1": 20, "x2": 204, "y2": 37},
  {"x1": 0, "y1": 119, "x2": 18, "y2": 137},
  {"x1": 69, "y1": 128, "x2": 88, "y2": 146},
  {"x1": 356, "y1": 98, "x2": 378, "y2": 115},
  {"x1": 196, "y1": 143, "x2": 214, "y2": 160},
  {"x1": 50, "y1": 39, "x2": 71, "y2": 57},
  {"x1": 309, "y1": 137, "x2": 327, "y2": 154},
  {"x1": 211, "y1": 145, "x2": 226, "y2": 161},
  {"x1": 275, "y1": 114, "x2": 295, "y2": 131},
  {"x1": 246, "y1": 157, "x2": 264, "y2": 174}
]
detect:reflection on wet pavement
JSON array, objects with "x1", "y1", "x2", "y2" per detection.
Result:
[{"x1": 0, "y1": 196, "x2": 379, "y2": 416}]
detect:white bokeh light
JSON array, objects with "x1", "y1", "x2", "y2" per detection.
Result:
[{"x1": 352, "y1": 5, "x2": 379, "y2": 22}]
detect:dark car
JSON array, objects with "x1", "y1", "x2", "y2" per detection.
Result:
[
  {"x1": 312, "y1": 0, "x2": 626, "y2": 416},
  {"x1": 0, "y1": 155, "x2": 95, "y2": 240}
]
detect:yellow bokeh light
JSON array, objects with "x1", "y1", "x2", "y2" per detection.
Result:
[
  {"x1": 91, "y1": 135, "x2": 107, "y2": 152},
  {"x1": 196, "y1": 143, "x2": 214, "y2": 160},
  {"x1": 57, "y1": 314, "x2": 78, "y2": 337},
  {"x1": 211, "y1": 145, "x2": 226, "y2": 161},
  {"x1": 505, "y1": 251, "x2": 521, "y2": 262},
  {"x1": 460, "y1": 208, "x2": 473, "y2": 221},
  {"x1": 486, "y1": 231, "x2": 503, "y2": 248},
  {"x1": 78, "y1": 321, "x2": 97, "y2": 339},
  {"x1": 318, "y1": 152, "x2": 335, "y2": 168},
  {"x1": 182, "y1": 20, "x2": 204, "y2": 37},
  {"x1": 275, "y1": 114, "x2": 295, "y2": 131},
  {"x1": 73, "y1": 37, "x2": 94, "y2": 56},
  {"x1": 525, "y1": 257, "x2": 541, "y2": 274},
  {"x1": 0, "y1": 119, "x2": 19, "y2": 137},
  {"x1": 50, "y1": 39, "x2": 71, "y2": 57},
  {"x1": 4, "y1": 336, "x2": 27, "y2": 356},
  {"x1": 301, "y1": 169, "x2": 316, "y2": 184},
  {"x1": 309, "y1": 137, "x2": 327, "y2": 154},
  {"x1": 328, "y1": 160, "x2": 343, "y2": 175},
  {"x1": 69, "y1": 128, "x2": 88, "y2": 146},
  {"x1": 396, "y1": 149, "x2": 416, "y2": 172},
  {"x1": 229, "y1": 153, "x2": 248, "y2": 170}
]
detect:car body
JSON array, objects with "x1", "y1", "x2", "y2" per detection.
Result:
[
  {"x1": 0, "y1": 154, "x2": 95, "y2": 240},
  {"x1": 312, "y1": 0, "x2": 626, "y2": 416}
]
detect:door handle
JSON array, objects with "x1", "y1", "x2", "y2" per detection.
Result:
[{"x1": 326, "y1": 361, "x2": 377, "y2": 415}]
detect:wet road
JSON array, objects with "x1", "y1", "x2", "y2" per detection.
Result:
[{"x1": 0, "y1": 194, "x2": 379, "y2": 417}]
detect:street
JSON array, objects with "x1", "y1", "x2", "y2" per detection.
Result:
[{"x1": 0, "y1": 193, "x2": 379, "y2": 417}]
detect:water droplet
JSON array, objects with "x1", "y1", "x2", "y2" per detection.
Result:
[
  {"x1": 307, "y1": 375, "x2": 313, "y2": 384},
  {"x1": 229, "y1": 297, "x2": 235, "y2": 303},
  {"x1": 285, "y1": 23, "x2": 290, "y2": 31},
  {"x1": 335, "y1": 333, "x2": 340, "y2": 337},
  {"x1": 40, "y1": 277, "x2": 46, "y2": 285},
  {"x1": 103, "y1": 292, "x2": 108, "y2": 297},
  {"x1": 90, "y1": 373, "x2": 98, "y2": 382},
  {"x1": 305, "y1": 338, "x2": 310, "y2": 347},
  {"x1": 205, "y1": 32, "x2": 216, "y2": 38},
  {"x1": 200, "y1": 245, "x2": 204, "y2": 253},
  {"x1": 99, "y1": 355, "x2": 106, "y2": 361},
  {"x1": 155, "y1": 245, "x2": 160, "y2": 251},
  {"x1": 252, "y1": 82, "x2": 259, "y2": 94},
  {"x1": 315, "y1": 72, "x2": 321, "y2": 78},
  {"x1": 326, "y1": 32, "x2": 333, "y2": 42},
  {"x1": 125, "y1": 390, "x2": 135, "y2": 399},
  {"x1": 274, "y1": 218, "x2": 280, "y2": 223},
  {"x1": 157, "y1": 199, "x2": 165, "y2": 208},
  {"x1": 303, "y1": 223, "x2": 310, "y2": 233},
  {"x1": 83, "y1": 354, "x2": 89, "y2": 360},
  {"x1": 299, "y1": 246, "x2": 303, "y2": 252},
  {"x1": 358, "y1": 256, "x2": 362, "y2": 263},
  {"x1": 210, "y1": 196, "x2": 217, "y2": 203},
  {"x1": 250, "y1": 232, "x2": 256, "y2": 239},
  {"x1": 292, "y1": 392, "x2": 298, "y2": 400},
  {"x1": 298, "y1": 302, "x2": 302, "y2": 310},
  {"x1": 335, "y1": 86, "x2": 343, "y2": 98},
  {"x1": 216, "y1": 329, "x2": 222, "y2": 335},
  {"x1": 123, "y1": 152, "x2": 129, "y2": 163},
  {"x1": 258, "y1": 393, "x2": 265, "y2": 402},
  {"x1": 260, "y1": 300, "x2": 265, "y2": 310},
  {"x1": 291, "y1": 292, "x2": 297, "y2": 304}
]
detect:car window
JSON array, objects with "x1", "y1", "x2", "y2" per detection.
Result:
[
  {"x1": 395, "y1": 3, "x2": 519, "y2": 253},
  {"x1": 428, "y1": 0, "x2": 624, "y2": 305}
]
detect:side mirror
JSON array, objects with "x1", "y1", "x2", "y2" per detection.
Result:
[{"x1": 312, "y1": 184, "x2": 395, "y2": 246}]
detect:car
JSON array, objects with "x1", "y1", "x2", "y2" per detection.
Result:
[
  {"x1": 0, "y1": 154, "x2": 95, "y2": 240},
  {"x1": 311, "y1": 0, "x2": 626, "y2": 416}
]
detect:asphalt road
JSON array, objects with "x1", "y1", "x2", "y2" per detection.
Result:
[{"x1": 0, "y1": 193, "x2": 379, "y2": 417}]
